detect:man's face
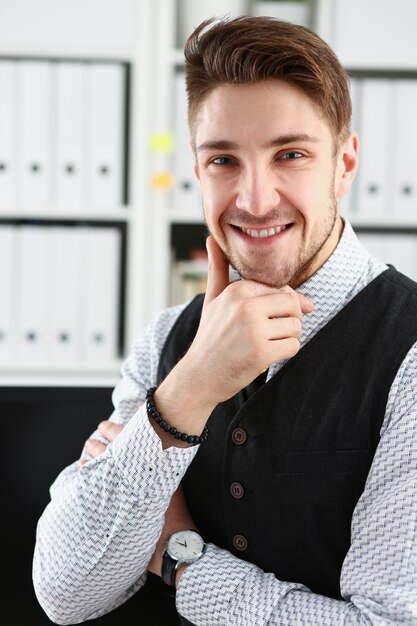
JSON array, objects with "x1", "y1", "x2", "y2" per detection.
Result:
[{"x1": 194, "y1": 80, "x2": 357, "y2": 288}]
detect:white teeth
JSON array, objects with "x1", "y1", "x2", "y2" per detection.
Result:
[{"x1": 242, "y1": 225, "x2": 286, "y2": 238}]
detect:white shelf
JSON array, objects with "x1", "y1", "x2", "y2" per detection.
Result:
[
  {"x1": 0, "y1": 360, "x2": 122, "y2": 387},
  {"x1": 0, "y1": 206, "x2": 132, "y2": 222},
  {"x1": 0, "y1": 45, "x2": 133, "y2": 62},
  {"x1": 344, "y1": 62, "x2": 417, "y2": 73},
  {"x1": 348, "y1": 213, "x2": 417, "y2": 230}
]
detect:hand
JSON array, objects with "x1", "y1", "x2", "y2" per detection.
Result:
[
  {"x1": 148, "y1": 485, "x2": 197, "y2": 587},
  {"x1": 153, "y1": 236, "x2": 314, "y2": 442},
  {"x1": 189, "y1": 236, "x2": 314, "y2": 400},
  {"x1": 77, "y1": 420, "x2": 124, "y2": 468}
]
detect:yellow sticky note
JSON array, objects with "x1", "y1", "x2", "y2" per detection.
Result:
[
  {"x1": 150, "y1": 132, "x2": 175, "y2": 154},
  {"x1": 151, "y1": 171, "x2": 175, "y2": 189}
]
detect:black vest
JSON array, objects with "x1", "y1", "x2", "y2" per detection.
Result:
[
  {"x1": 131, "y1": 267, "x2": 417, "y2": 625},
  {"x1": 156, "y1": 267, "x2": 417, "y2": 605}
]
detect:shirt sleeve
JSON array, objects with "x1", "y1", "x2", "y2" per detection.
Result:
[
  {"x1": 32, "y1": 303, "x2": 200, "y2": 625},
  {"x1": 176, "y1": 342, "x2": 417, "y2": 626}
]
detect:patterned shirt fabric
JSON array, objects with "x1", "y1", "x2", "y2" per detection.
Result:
[{"x1": 33, "y1": 219, "x2": 417, "y2": 625}]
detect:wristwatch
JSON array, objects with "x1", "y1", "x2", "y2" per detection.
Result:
[{"x1": 161, "y1": 529, "x2": 207, "y2": 596}]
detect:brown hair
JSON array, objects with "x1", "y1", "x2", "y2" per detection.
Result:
[{"x1": 184, "y1": 16, "x2": 352, "y2": 150}]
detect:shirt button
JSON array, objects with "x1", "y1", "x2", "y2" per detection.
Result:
[
  {"x1": 233, "y1": 534, "x2": 248, "y2": 551},
  {"x1": 231, "y1": 428, "x2": 247, "y2": 445},
  {"x1": 230, "y1": 481, "x2": 245, "y2": 499}
]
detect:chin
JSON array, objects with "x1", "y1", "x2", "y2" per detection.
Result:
[{"x1": 233, "y1": 265, "x2": 292, "y2": 289}]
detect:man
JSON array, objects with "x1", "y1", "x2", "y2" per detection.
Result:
[{"x1": 33, "y1": 16, "x2": 417, "y2": 625}]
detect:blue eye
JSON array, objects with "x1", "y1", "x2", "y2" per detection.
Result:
[
  {"x1": 212, "y1": 156, "x2": 234, "y2": 165},
  {"x1": 281, "y1": 151, "x2": 303, "y2": 160}
]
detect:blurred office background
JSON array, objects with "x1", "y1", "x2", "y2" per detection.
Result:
[{"x1": 1, "y1": 0, "x2": 417, "y2": 622}]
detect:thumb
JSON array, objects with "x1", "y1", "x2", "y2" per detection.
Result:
[{"x1": 203, "y1": 235, "x2": 230, "y2": 308}]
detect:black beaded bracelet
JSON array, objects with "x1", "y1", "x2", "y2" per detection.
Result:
[{"x1": 145, "y1": 387, "x2": 209, "y2": 445}]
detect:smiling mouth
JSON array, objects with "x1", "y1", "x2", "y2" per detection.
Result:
[{"x1": 236, "y1": 224, "x2": 292, "y2": 239}]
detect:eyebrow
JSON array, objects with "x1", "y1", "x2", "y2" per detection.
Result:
[{"x1": 197, "y1": 134, "x2": 321, "y2": 153}]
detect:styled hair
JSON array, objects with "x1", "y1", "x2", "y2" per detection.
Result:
[{"x1": 184, "y1": 16, "x2": 352, "y2": 150}]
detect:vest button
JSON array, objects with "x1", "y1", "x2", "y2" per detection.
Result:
[
  {"x1": 231, "y1": 428, "x2": 247, "y2": 445},
  {"x1": 230, "y1": 481, "x2": 245, "y2": 499},
  {"x1": 233, "y1": 534, "x2": 248, "y2": 551}
]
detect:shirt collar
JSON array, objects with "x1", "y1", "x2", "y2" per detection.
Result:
[
  {"x1": 267, "y1": 218, "x2": 387, "y2": 378},
  {"x1": 298, "y1": 218, "x2": 387, "y2": 344}
]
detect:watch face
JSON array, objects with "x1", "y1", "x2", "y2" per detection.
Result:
[{"x1": 167, "y1": 530, "x2": 205, "y2": 562}]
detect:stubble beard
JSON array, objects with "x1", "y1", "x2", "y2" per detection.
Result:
[{"x1": 207, "y1": 186, "x2": 339, "y2": 290}]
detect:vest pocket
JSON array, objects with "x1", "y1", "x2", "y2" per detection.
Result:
[{"x1": 276, "y1": 449, "x2": 370, "y2": 474}]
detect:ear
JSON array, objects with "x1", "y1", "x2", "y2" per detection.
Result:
[{"x1": 335, "y1": 132, "x2": 359, "y2": 198}]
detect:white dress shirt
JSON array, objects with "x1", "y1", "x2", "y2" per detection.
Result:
[{"x1": 33, "y1": 220, "x2": 417, "y2": 625}]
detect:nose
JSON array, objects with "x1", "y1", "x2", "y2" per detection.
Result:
[{"x1": 235, "y1": 165, "x2": 281, "y2": 217}]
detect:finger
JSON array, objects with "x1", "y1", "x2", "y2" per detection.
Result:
[
  {"x1": 97, "y1": 420, "x2": 123, "y2": 442},
  {"x1": 76, "y1": 459, "x2": 88, "y2": 470},
  {"x1": 251, "y1": 291, "x2": 308, "y2": 321},
  {"x1": 265, "y1": 335, "x2": 301, "y2": 362},
  {"x1": 240, "y1": 317, "x2": 302, "y2": 355},
  {"x1": 266, "y1": 316, "x2": 302, "y2": 340},
  {"x1": 85, "y1": 438, "x2": 107, "y2": 458},
  {"x1": 203, "y1": 235, "x2": 230, "y2": 309},
  {"x1": 276, "y1": 286, "x2": 314, "y2": 316},
  {"x1": 298, "y1": 292, "x2": 314, "y2": 314}
]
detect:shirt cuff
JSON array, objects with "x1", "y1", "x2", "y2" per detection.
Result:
[
  {"x1": 176, "y1": 544, "x2": 307, "y2": 626},
  {"x1": 107, "y1": 403, "x2": 198, "y2": 501}
]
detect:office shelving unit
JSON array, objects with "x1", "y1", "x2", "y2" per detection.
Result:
[
  {"x1": 0, "y1": 0, "x2": 155, "y2": 386},
  {"x1": 1, "y1": 0, "x2": 417, "y2": 387}
]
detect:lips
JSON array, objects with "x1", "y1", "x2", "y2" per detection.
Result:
[{"x1": 238, "y1": 224, "x2": 289, "y2": 239}]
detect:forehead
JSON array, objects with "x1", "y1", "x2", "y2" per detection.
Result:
[{"x1": 195, "y1": 80, "x2": 332, "y2": 145}]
